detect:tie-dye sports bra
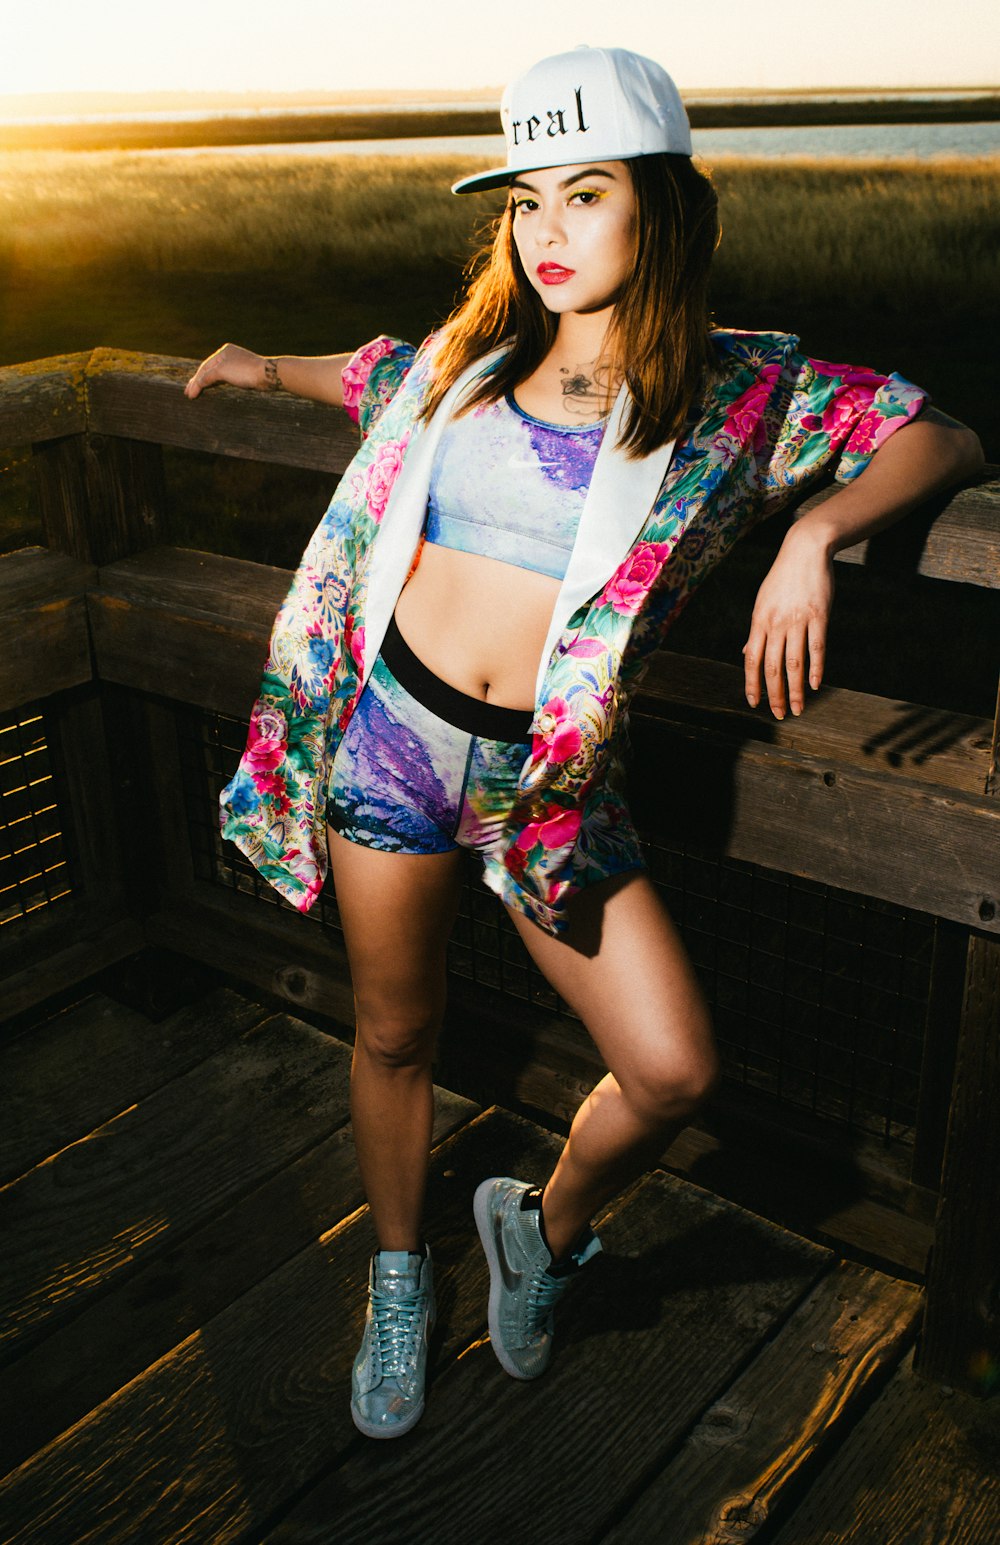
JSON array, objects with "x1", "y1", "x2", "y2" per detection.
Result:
[{"x1": 424, "y1": 393, "x2": 606, "y2": 581}]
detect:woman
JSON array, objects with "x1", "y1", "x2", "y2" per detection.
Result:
[{"x1": 186, "y1": 46, "x2": 983, "y2": 1439}]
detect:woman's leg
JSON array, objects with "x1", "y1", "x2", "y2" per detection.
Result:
[
  {"x1": 506, "y1": 872, "x2": 720, "y2": 1260},
  {"x1": 327, "y1": 828, "x2": 466, "y2": 1251}
]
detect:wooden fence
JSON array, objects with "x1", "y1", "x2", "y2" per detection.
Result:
[{"x1": 1, "y1": 348, "x2": 997, "y2": 1396}]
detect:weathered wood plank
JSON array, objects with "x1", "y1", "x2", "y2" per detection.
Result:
[
  {"x1": 0, "y1": 1011, "x2": 355, "y2": 1358},
  {"x1": 660, "y1": 1123, "x2": 933, "y2": 1277},
  {"x1": 641, "y1": 652, "x2": 994, "y2": 796},
  {"x1": 0, "y1": 1108, "x2": 563, "y2": 1544},
  {"x1": 97, "y1": 545, "x2": 287, "y2": 631},
  {"x1": 0, "y1": 548, "x2": 95, "y2": 710},
  {"x1": 631, "y1": 715, "x2": 1000, "y2": 934},
  {"x1": 602, "y1": 1261, "x2": 921, "y2": 1544},
  {"x1": 0, "y1": 355, "x2": 88, "y2": 444},
  {"x1": 0, "y1": 988, "x2": 269, "y2": 1185},
  {"x1": 0, "y1": 1082, "x2": 478, "y2": 1477},
  {"x1": 272, "y1": 1168, "x2": 830, "y2": 1545},
  {"x1": 146, "y1": 894, "x2": 359, "y2": 1025},
  {"x1": 0, "y1": 548, "x2": 95, "y2": 610},
  {"x1": 772, "y1": 1349, "x2": 1000, "y2": 1544},
  {"x1": 0, "y1": 912, "x2": 144, "y2": 1024},
  {"x1": 917, "y1": 930, "x2": 1000, "y2": 1394},
  {"x1": 88, "y1": 591, "x2": 272, "y2": 717},
  {"x1": 804, "y1": 469, "x2": 1000, "y2": 590},
  {"x1": 85, "y1": 348, "x2": 358, "y2": 473}
]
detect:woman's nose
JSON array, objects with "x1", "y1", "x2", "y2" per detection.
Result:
[{"x1": 535, "y1": 207, "x2": 565, "y2": 246}]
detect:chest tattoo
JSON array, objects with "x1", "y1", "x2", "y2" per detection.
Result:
[{"x1": 559, "y1": 359, "x2": 617, "y2": 420}]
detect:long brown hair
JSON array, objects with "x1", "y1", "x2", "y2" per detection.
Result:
[{"x1": 422, "y1": 153, "x2": 720, "y2": 456}]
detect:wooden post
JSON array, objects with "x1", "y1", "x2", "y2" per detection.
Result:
[
  {"x1": 916, "y1": 929, "x2": 1000, "y2": 1395},
  {"x1": 909, "y1": 919, "x2": 968, "y2": 1193},
  {"x1": 33, "y1": 431, "x2": 168, "y2": 566}
]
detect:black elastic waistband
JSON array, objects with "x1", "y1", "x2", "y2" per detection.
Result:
[{"x1": 380, "y1": 616, "x2": 534, "y2": 742}]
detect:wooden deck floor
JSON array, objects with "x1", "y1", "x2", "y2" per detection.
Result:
[{"x1": 2, "y1": 984, "x2": 999, "y2": 1544}]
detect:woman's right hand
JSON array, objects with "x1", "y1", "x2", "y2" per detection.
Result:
[{"x1": 184, "y1": 344, "x2": 268, "y2": 399}]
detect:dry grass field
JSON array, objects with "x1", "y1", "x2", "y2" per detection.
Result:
[{"x1": 1, "y1": 149, "x2": 996, "y2": 376}]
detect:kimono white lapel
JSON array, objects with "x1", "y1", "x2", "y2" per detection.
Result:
[
  {"x1": 534, "y1": 383, "x2": 677, "y2": 700},
  {"x1": 360, "y1": 346, "x2": 507, "y2": 687}
]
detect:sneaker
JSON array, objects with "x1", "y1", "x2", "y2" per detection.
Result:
[
  {"x1": 473, "y1": 1177, "x2": 601, "y2": 1380},
  {"x1": 350, "y1": 1245, "x2": 435, "y2": 1439}
]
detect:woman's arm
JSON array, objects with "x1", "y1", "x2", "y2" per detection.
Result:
[
  {"x1": 184, "y1": 344, "x2": 355, "y2": 405},
  {"x1": 743, "y1": 409, "x2": 986, "y2": 718}
]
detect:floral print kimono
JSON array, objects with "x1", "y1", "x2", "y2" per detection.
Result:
[{"x1": 219, "y1": 328, "x2": 927, "y2": 935}]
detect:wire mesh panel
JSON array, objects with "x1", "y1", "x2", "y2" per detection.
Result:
[
  {"x1": 0, "y1": 706, "x2": 74, "y2": 930},
  {"x1": 185, "y1": 706, "x2": 937, "y2": 1153},
  {"x1": 642, "y1": 837, "x2": 934, "y2": 1147}
]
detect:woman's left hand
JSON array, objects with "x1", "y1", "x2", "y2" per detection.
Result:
[{"x1": 742, "y1": 522, "x2": 835, "y2": 718}]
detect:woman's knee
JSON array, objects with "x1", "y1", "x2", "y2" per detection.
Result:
[
  {"x1": 624, "y1": 1016, "x2": 722, "y2": 1124},
  {"x1": 353, "y1": 998, "x2": 442, "y2": 1070}
]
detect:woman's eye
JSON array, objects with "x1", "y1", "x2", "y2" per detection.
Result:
[
  {"x1": 572, "y1": 189, "x2": 603, "y2": 205},
  {"x1": 511, "y1": 198, "x2": 537, "y2": 214}
]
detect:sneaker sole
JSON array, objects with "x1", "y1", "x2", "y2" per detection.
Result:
[
  {"x1": 350, "y1": 1396, "x2": 426, "y2": 1440},
  {"x1": 473, "y1": 1179, "x2": 539, "y2": 1381}
]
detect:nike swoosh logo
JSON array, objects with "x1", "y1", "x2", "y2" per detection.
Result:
[{"x1": 494, "y1": 1210, "x2": 521, "y2": 1293}]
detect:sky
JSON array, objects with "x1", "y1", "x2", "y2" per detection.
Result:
[{"x1": 2, "y1": 0, "x2": 997, "y2": 100}]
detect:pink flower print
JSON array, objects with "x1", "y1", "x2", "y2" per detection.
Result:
[
  {"x1": 821, "y1": 377, "x2": 883, "y2": 442},
  {"x1": 724, "y1": 363, "x2": 780, "y2": 453},
  {"x1": 363, "y1": 437, "x2": 407, "y2": 523},
  {"x1": 600, "y1": 542, "x2": 671, "y2": 616},
  {"x1": 255, "y1": 773, "x2": 291, "y2": 815},
  {"x1": 533, "y1": 697, "x2": 583, "y2": 766},
  {"x1": 340, "y1": 336, "x2": 398, "y2": 425},
  {"x1": 245, "y1": 706, "x2": 287, "y2": 775},
  {"x1": 516, "y1": 807, "x2": 583, "y2": 853},
  {"x1": 504, "y1": 845, "x2": 528, "y2": 880},
  {"x1": 846, "y1": 405, "x2": 905, "y2": 459},
  {"x1": 342, "y1": 611, "x2": 366, "y2": 675},
  {"x1": 808, "y1": 357, "x2": 861, "y2": 378}
]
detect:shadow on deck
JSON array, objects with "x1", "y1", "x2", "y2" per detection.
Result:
[{"x1": 3, "y1": 977, "x2": 998, "y2": 1545}]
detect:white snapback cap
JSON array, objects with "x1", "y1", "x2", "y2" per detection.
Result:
[{"x1": 452, "y1": 45, "x2": 692, "y2": 195}]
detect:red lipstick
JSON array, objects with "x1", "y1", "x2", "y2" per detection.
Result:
[{"x1": 537, "y1": 263, "x2": 575, "y2": 285}]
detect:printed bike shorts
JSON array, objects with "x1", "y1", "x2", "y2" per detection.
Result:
[{"x1": 325, "y1": 615, "x2": 646, "y2": 891}]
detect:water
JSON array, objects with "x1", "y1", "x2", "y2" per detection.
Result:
[
  {"x1": 5, "y1": 94, "x2": 997, "y2": 160},
  {"x1": 159, "y1": 121, "x2": 1000, "y2": 161}
]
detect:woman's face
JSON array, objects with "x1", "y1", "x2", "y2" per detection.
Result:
[{"x1": 509, "y1": 160, "x2": 637, "y2": 320}]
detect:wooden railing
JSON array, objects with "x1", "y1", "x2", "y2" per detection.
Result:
[{"x1": 1, "y1": 348, "x2": 998, "y2": 1395}]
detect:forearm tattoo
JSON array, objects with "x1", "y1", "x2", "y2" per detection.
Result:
[{"x1": 559, "y1": 359, "x2": 619, "y2": 420}]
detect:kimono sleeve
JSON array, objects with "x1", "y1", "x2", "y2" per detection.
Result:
[
  {"x1": 754, "y1": 345, "x2": 930, "y2": 517},
  {"x1": 340, "y1": 335, "x2": 417, "y2": 438}
]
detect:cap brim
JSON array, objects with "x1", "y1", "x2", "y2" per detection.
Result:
[{"x1": 451, "y1": 165, "x2": 516, "y2": 196}]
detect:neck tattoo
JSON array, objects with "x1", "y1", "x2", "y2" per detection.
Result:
[{"x1": 558, "y1": 359, "x2": 619, "y2": 420}]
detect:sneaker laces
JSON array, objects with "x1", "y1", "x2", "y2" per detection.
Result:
[
  {"x1": 370, "y1": 1280, "x2": 425, "y2": 1376},
  {"x1": 524, "y1": 1264, "x2": 570, "y2": 1338}
]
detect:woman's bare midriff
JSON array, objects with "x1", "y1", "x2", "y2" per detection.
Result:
[{"x1": 393, "y1": 542, "x2": 560, "y2": 711}]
